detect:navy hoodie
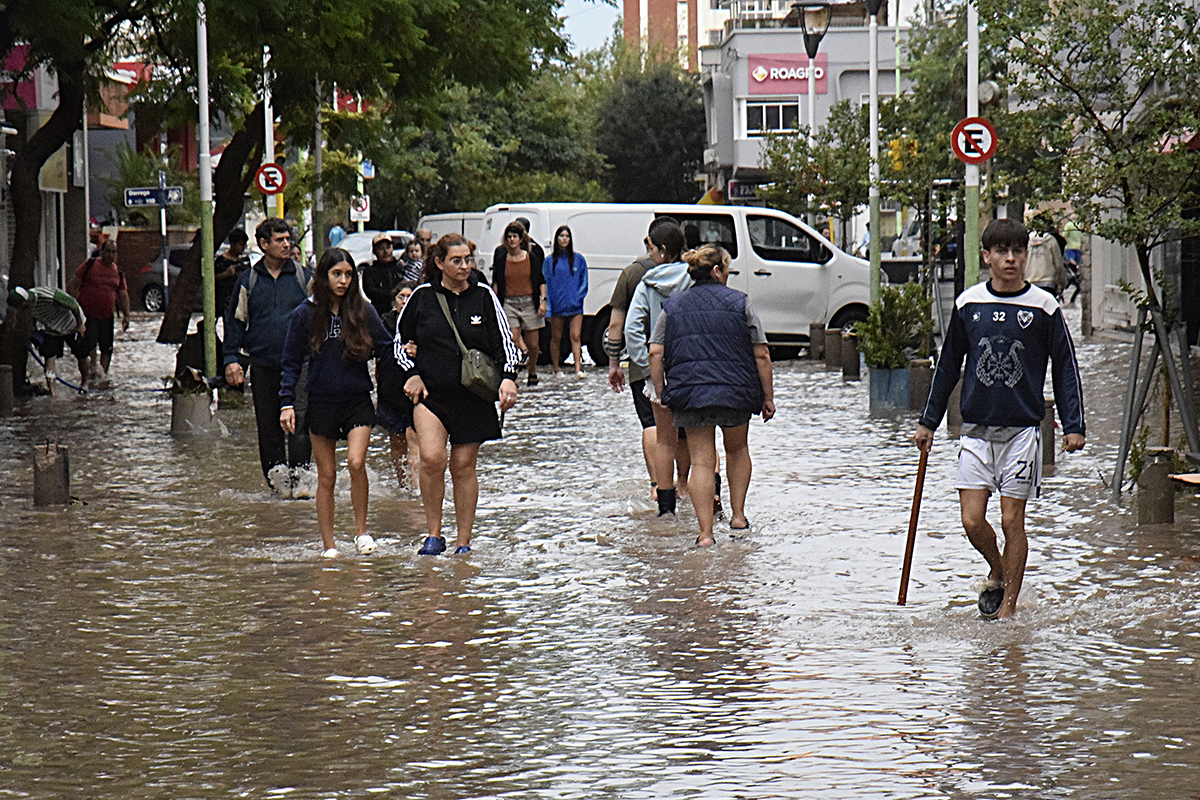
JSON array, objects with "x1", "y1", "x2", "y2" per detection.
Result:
[{"x1": 279, "y1": 300, "x2": 392, "y2": 408}]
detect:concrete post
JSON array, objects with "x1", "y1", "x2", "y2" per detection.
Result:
[
  {"x1": 0, "y1": 364, "x2": 13, "y2": 417},
  {"x1": 909, "y1": 358, "x2": 933, "y2": 412},
  {"x1": 841, "y1": 331, "x2": 860, "y2": 381},
  {"x1": 33, "y1": 443, "x2": 70, "y2": 506},
  {"x1": 1041, "y1": 398, "x2": 1056, "y2": 470},
  {"x1": 809, "y1": 322, "x2": 825, "y2": 360},
  {"x1": 1138, "y1": 447, "x2": 1175, "y2": 525},
  {"x1": 825, "y1": 328, "x2": 842, "y2": 371}
]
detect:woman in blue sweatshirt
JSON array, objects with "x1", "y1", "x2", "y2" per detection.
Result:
[
  {"x1": 543, "y1": 225, "x2": 588, "y2": 377},
  {"x1": 280, "y1": 248, "x2": 392, "y2": 559}
]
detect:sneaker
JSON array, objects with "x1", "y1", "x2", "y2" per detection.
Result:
[
  {"x1": 575, "y1": 370, "x2": 586, "y2": 380},
  {"x1": 355, "y1": 534, "x2": 377, "y2": 555},
  {"x1": 267, "y1": 464, "x2": 293, "y2": 498},
  {"x1": 527, "y1": 374, "x2": 539, "y2": 386},
  {"x1": 322, "y1": 547, "x2": 339, "y2": 559},
  {"x1": 978, "y1": 581, "x2": 1004, "y2": 619},
  {"x1": 417, "y1": 535, "x2": 446, "y2": 556},
  {"x1": 291, "y1": 466, "x2": 317, "y2": 499},
  {"x1": 454, "y1": 545, "x2": 471, "y2": 555}
]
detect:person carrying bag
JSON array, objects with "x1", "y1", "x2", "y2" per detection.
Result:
[{"x1": 436, "y1": 293, "x2": 502, "y2": 402}]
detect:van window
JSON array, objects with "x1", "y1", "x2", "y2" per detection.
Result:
[
  {"x1": 658, "y1": 213, "x2": 738, "y2": 258},
  {"x1": 747, "y1": 215, "x2": 830, "y2": 264}
]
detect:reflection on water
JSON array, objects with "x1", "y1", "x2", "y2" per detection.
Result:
[{"x1": 0, "y1": 311, "x2": 1198, "y2": 797}]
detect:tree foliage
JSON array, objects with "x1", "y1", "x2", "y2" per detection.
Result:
[
  {"x1": 855, "y1": 282, "x2": 933, "y2": 369},
  {"x1": 760, "y1": 100, "x2": 870, "y2": 226},
  {"x1": 595, "y1": 62, "x2": 705, "y2": 203},
  {"x1": 977, "y1": 0, "x2": 1200, "y2": 295}
]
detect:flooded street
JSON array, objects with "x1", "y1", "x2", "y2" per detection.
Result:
[{"x1": 1, "y1": 311, "x2": 1198, "y2": 798}]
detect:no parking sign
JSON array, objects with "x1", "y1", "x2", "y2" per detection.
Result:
[{"x1": 951, "y1": 117, "x2": 998, "y2": 165}]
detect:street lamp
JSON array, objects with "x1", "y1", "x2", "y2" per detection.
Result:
[
  {"x1": 865, "y1": 0, "x2": 884, "y2": 305},
  {"x1": 798, "y1": 3, "x2": 830, "y2": 226}
]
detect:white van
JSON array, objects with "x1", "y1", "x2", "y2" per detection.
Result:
[
  {"x1": 417, "y1": 212, "x2": 485, "y2": 246},
  {"x1": 479, "y1": 202, "x2": 870, "y2": 364}
]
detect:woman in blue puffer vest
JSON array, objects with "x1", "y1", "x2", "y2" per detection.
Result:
[{"x1": 648, "y1": 244, "x2": 776, "y2": 547}]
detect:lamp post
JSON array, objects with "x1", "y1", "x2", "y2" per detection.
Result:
[
  {"x1": 865, "y1": 0, "x2": 884, "y2": 305},
  {"x1": 799, "y1": 3, "x2": 831, "y2": 228}
]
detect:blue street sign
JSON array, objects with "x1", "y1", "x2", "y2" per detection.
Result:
[{"x1": 124, "y1": 186, "x2": 185, "y2": 207}]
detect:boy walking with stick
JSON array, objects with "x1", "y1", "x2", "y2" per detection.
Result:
[{"x1": 914, "y1": 218, "x2": 1086, "y2": 619}]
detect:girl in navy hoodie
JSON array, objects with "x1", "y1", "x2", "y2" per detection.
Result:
[{"x1": 280, "y1": 248, "x2": 392, "y2": 558}]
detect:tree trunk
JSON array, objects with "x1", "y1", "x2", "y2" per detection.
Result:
[
  {"x1": 157, "y1": 103, "x2": 265, "y2": 344},
  {"x1": 0, "y1": 69, "x2": 85, "y2": 392}
]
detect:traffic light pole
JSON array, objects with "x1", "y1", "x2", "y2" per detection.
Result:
[{"x1": 868, "y1": 5, "x2": 880, "y2": 305}]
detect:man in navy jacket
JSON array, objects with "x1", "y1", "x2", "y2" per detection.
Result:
[
  {"x1": 223, "y1": 218, "x2": 314, "y2": 495},
  {"x1": 914, "y1": 218, "x2": 1085, "y2": 620}
]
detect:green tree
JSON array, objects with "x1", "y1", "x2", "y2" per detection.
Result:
[
  {"x1": 135, "y1": 0, "x2": 567, "y2": 341},
  {"x1": 760, "y1": 100, "x2": 870, "y2": 240},
  {"x1": 595, "y1": 61, "x2": 705, "y2": 203},
  {"x1": 0, "y1": 0, "x2": 158, "y2": 386}
]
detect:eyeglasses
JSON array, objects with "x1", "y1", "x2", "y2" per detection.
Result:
[{"x1": 447, "y1": 256, "x2": 477, "y2": 268}]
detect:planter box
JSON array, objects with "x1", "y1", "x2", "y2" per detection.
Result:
[
  {"x1": 171, "y1": 393, "x2": 215, "y2": 435},
  {"x1": 868, "y1": 367, "x2": 911, "y2": 416}
]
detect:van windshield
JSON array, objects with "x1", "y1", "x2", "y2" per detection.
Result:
[
  {"x1": 747, "y1": 215, "x2": 830, "y2": 264},
  {"x1": 658, "y1": 214, "x2": 738, "y2": 258}
]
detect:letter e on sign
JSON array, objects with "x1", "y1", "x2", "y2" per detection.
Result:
[{"x1": 951, "y1": 117, "x2": 998, "y2": 165}]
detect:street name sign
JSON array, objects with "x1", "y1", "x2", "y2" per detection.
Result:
[
  {"x1": 124, "y1": 186, "x2": 185, "y2": 207},
  {"x1": 951, "y1": 117, "x2": 998, "y2": 165}
]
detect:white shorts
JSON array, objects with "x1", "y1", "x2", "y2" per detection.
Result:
[{"x1": 955, "y1": 428, "x2": 1042, "y2": 500}]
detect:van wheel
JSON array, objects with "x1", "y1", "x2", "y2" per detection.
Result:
[
  {"x1": 585, "y1": 308, "x2": 612, "y2": 367},
  {"x1": 142, "y1": 284, "x2": 165, "y2": 313},
  {"x1": 829, "y1": 305, "x2": 868, "y2": 334}
]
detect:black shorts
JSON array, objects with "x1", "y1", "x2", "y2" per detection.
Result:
[
  {"x1": 33, "y1": 330, "x2": 88, "y2": 361},
  {"x1": 376, "y1": 394, "x2": 414, "y2": 435},
  {"x1": 306, "y1": 394, "x2": 376, "y2": 441},
  {"x1": 80, "y1": 316, "x2": 115, "y2": 357},
  {"x1": 417, "y1": 384, "x2": 501, "y2": 445},
  {"x1": 629, "y1": 378, "x2": 656, "y2": 430}
]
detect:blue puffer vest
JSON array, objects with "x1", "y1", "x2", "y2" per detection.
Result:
[{"x1": 661, "y1": 282, "x2": 762, "y2": 413}]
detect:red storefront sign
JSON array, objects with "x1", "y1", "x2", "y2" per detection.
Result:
[{"x1": 747, "y1": 53, "x2": 828, "y2": 95}]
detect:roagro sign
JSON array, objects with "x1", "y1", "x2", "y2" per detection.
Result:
[{"x1": 747, "y1": 53, "x2": 828, "y2": 95}]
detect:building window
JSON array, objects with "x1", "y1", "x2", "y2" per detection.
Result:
[{"x1": 745, "y1": 101, "x2": 799, "y2": 136}]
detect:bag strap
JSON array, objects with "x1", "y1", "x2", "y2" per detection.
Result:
[{"x1": 435, "y1": 292, "x2": 471, "y2": 359}]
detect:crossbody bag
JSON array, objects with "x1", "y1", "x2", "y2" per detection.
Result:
[{"x1": 436, "y1": 293, "x2": 502, "y2": 402}]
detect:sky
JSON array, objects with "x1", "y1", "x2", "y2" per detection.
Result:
[{"x1": 559, "y1": 0, "x2": 622, "y2": 55}]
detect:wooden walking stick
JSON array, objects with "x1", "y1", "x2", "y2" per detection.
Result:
[{"x1": 898, "y1": 447, "x2": 929, "y2": 606}]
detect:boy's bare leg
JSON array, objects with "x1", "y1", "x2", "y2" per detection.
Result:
[
  {"x1": 960, "y1": 489, "x2": 1003, "y2": 582},
  {"x1": 997, "y1": 496, "x2": 1029, "y2": 619}
]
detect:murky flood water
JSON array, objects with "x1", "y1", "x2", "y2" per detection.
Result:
[{"x1": 1, "y1": 311, "x2": 1198, "y2": 798}]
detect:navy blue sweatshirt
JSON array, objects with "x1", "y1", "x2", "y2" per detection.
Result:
[
  {"x1": 278, "y1": 300, "x2": 392, "y2": 408},
  {"x1": 222, "y1": 259, "x2": 311, "y2": 368},
  {"x1": 919, "y1": 281, "x2": 1085, "y2": 436}
]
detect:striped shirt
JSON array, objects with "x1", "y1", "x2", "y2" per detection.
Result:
[{"x1": 29, "y1": 287, "x2": 83, "y2": 337}]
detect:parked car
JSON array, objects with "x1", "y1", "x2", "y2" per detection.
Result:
[
  {"x1": 134, "y1": 244, "x2": 211, "y2": 313},
  {"x1": 478, "y1": 202, "x2": 871, "y2": 364}
]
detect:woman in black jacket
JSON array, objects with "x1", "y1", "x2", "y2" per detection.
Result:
[
  {"x1": 491, "y1": 220, "x2": 546, "y2": 385},
  {"x1": 396, "y1": 234, "x2": 520, "y2": 556}
]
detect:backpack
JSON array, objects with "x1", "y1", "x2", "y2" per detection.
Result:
[{"x1": 233, "y1": 260, "x2": 309, "y2": 332}]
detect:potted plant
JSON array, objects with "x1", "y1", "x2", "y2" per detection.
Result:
[
  {"x1": 855, "y1": 282, "x2": 934, "y2": 416},
  {"x1": 164, "y1": 367, "x2": 216, "y2": 435}
]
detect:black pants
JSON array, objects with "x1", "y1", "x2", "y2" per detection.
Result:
[{"x1": 249, "y1": 362, "x2": 311, "y2": 481}]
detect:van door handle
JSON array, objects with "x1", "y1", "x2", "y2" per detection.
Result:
[
  {"x1": 729, "y1": 270, "x2": 740, "y2": 275},
  {"x1": 754, "y1": 269, "x2": 772, "y2": 276}
]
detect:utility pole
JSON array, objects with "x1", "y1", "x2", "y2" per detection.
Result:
[
  {"x1": 964, "y1": 2, "x2": 980, "y2": 288},
  {"x1": 197, "y1": 1, "x2": 216, "y2": 377}
]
